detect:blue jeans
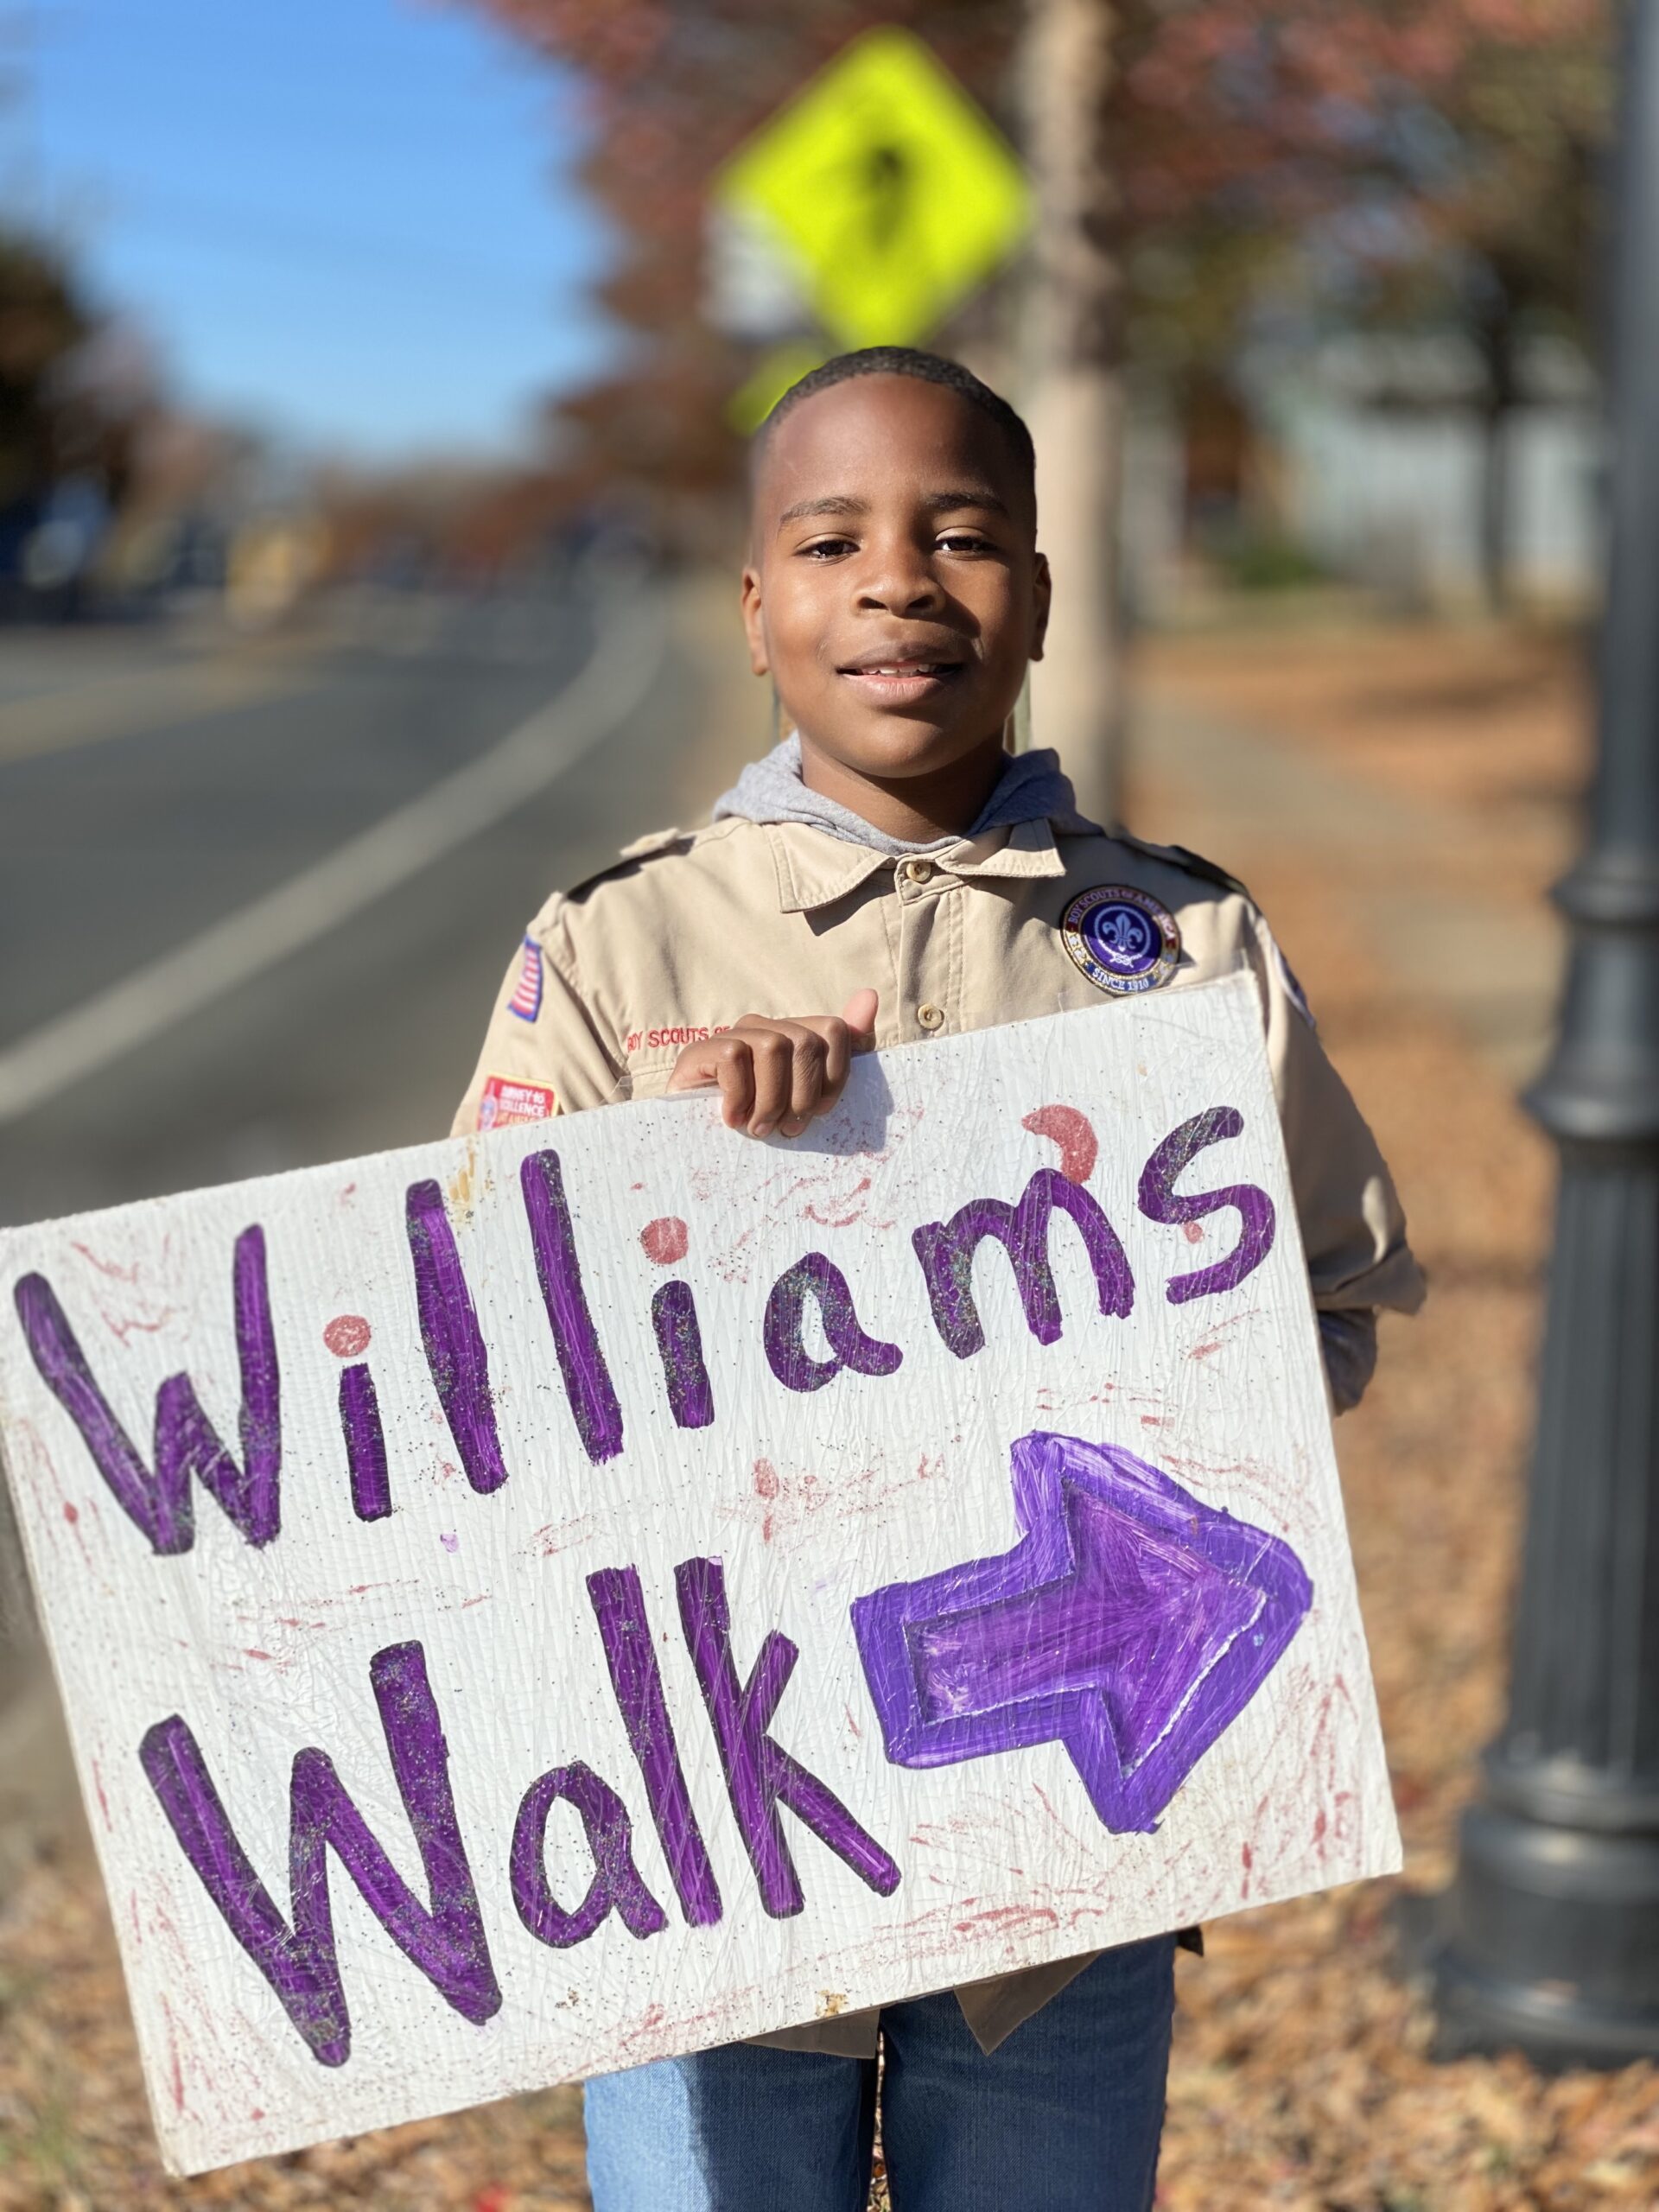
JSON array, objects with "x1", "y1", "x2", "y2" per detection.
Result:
[{"x1": 583, "y1": 1935, "x2": 1177, "y2": 2212}]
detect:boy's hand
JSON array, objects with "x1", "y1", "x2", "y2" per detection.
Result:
[{"x1": 668, "y1": 989, "x2": 878, "y2": 1138}]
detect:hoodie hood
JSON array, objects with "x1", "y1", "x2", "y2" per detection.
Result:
[{"x1": 710, "y1": 734, "x2": 1094, "y2": 860}]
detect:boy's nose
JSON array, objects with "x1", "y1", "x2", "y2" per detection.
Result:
[
  {"x1": 855, "y1": 547, "x2": 944, "y2": 614},
  {"x1": 858, "y1": 562, "x2": 946, "y2": 614}
]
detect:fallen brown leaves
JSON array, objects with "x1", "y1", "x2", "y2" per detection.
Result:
[
  {"x1": 1141, "y1": 618, "x2": 1659, "y2": 2212},
  {"x1": 1, "y1": 618, "x2": 1654, "y2": 2209}
]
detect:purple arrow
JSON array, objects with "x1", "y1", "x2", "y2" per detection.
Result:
[{"x1": 850, "y1": 1433, "x2": 1313, "y2": 1834}]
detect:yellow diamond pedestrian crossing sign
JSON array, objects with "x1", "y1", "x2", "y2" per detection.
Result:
[{"x1": 715, "y1": 28, "x2": 1030, "y2": 352}]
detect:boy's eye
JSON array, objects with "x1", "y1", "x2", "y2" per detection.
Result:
[
  {"x1": 938, "y1": 531, "x2": 995, "y2": 554},
  {"x1": 798, "y1": 537, "x2": 855, "y2": 559}
]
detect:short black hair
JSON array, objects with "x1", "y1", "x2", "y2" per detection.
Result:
[{"x1": 757, "y1": 346, "x2": 1035, "y2": 502}]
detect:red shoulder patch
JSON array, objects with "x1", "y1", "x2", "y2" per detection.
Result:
[{"x1": 478, "y1": 1074, "x2": 556, "y2": 1129}]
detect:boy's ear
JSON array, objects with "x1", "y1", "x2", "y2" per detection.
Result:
[
  {"x1": 1030, "y1": 551, "x2": 1052, "y2": 664},
  {"x1": 740, "y1": 565, "x2": 770, "y2": 677}
]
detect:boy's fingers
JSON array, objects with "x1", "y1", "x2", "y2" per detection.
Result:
[
  {"x1": 715, "y1": 1046, "x2": 756, "y2": 1131},
  {"x1": 839, "y1": 988, "x2": 879, "y2": 1047},
  {"x1": 744, "y1": 1027, "x2": 795, "y2": 1136},
  {"x1": 679, "y1": 1002, "x2": 879, "y2": 1141},
  {"x1": 817, "y1": 1016, "x2": 852, "y2": 1105},
  {"x1": 668, "y1": 1036, "x2": 755, "y2": 1130},
  {"x1": 665, "y1": 1036, "x2": 731, "y2": 1092},
  {"x1": 785, "y1": 1027, "x2": 829, "y2": 1123}
]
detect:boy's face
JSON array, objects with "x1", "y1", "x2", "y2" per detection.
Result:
[{"x1": 741, "y1": 376, "x2": 1049, "y2": 784}]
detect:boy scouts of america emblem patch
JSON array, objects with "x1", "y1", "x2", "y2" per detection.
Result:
[{"x1": 1061, "y1": 886, "x2": 1181, "y2": 995}]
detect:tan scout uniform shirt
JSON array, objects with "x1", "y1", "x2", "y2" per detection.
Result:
[{"x1": 454, "y1": 811, "x2": 1425, "y2": 2056}]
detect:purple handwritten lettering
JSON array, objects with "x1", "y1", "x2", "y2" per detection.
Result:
[
  {"x1": 339, "y1": 1363, "x2": 391, "y2": 1522},
  {"x1": 676, "y1": 1556, "x2": 900, "y2": 1918},
  {"x1": 1136, "y1": 1107, "x2": 1275, "y2": 1302},
  {"x1": 13, "y1": 1226, "x2": 280, "y2": 1554},
  {"x1": 763, "y1": 1253, "x2": 903, "y2": 1394},
  {"x1": 405, "y1": 1179, "x2": 509, "y2": 1494},
  {"x1": 520, "y1": 1151, "x2": 624, "y2": 1463},
  {"x1": 588, "y1": 1566, "x2": 722, "y2": 1926},
  {"x1": 511, "y1": 1761, "x2": 667, "y2": 1947},
  {"x1": 652, "y1": 1281, "x2": 714, "y2": 1429},
  {"x1": 912, "y1": 1168, "x2": 1135, "y2": 1358},
  {"x1": 138, "y1": 1641, "x2": 500, "y2": 2066}
]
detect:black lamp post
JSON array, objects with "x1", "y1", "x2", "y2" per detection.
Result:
[{"x1": 1430, "y1": 0, "x2": 1659, "y2": 2065}]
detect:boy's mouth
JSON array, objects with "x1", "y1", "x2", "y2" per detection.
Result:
[{"x1": 837, "y1": 648, "x2": 965, "y2": 702}]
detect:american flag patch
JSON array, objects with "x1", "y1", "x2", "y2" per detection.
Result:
[{"x1": 507, "y1": 936, "x2": 543, "y2": 1022}]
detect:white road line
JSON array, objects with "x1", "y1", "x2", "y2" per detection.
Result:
[
  {"x1": 0, "y1": 651, "x2": 317, "y2": 766},
  {"x1": 0, "y1": 591, "x2": 669, "y2": 1128}
]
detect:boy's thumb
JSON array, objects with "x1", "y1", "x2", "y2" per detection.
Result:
[{"x1": 840, "y1": 988, "x2": 879, "y2": 1046}]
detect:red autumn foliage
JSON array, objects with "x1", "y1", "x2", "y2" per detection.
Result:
[{"x1": 456, "y1": 0, "x2": 1611, "y2": 543}]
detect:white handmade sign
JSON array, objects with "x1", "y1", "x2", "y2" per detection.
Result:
[{"x1": 0, "y1": 974, "x2": 1398, "y2": 2175}]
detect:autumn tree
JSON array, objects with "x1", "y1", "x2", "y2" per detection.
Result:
[
  {"x1": 1120, "y1": 0, "x2": 1611, "y2": 606},
  {"x1": 460, "y1": 0, "x2": 1611, "y2": 779},
  {"x1": 0, "y1": 227, "x2": 93, "y2": 511}
]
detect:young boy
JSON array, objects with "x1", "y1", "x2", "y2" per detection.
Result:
[{"x1": 455, "y1": 347, "x2": 1423, "y2": 2212}]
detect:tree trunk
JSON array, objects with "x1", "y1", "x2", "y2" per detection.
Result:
[
  {"x1": 1472, "y1": 281, "x2": 1522, "y2": 614},
  {"x1": 1019, "y1": 0, "x2": 1125, "y2": 827}
]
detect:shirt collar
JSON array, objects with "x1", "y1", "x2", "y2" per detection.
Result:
[{"x1": 766, "y1": 817, "x2": 1068, "y2": 915}]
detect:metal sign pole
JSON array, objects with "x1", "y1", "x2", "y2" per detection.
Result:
[{"x1": 1431, "y1": 0, "x2": 1659, "y2": 2065}]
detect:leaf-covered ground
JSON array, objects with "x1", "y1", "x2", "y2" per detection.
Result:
[{"x1": 3, "y1": 616, "x2": 1655, "y2": 2209}]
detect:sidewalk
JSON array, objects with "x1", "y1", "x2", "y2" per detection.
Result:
[{"x1": 1, "y1": 594, "x2": 1653, "y2": 2211}]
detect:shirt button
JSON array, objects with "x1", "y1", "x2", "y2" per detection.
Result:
[
  {"x1": 917, "y1": 1002, "x2": 945, "y2": 1031},
  {"x1": 903, "y1": 859, "x2": 934, "y2": 885}
]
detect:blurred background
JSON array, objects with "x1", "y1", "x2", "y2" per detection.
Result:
[{"x1": 2, "y1": 3, "x2": 1650, "y2": 2208}]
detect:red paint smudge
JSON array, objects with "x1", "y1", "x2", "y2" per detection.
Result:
[
  {"x1": 804, "y1": 1176, "x2": 874, "y2": 1227},
  {"x1": 844, "y1": 1704, "x2": 862, "y2": 1738},
  {"x1": 162, "y1": 1996, "x2": 186, "y2": 2112},
  {"x1": 62, "y1": 1501, "x2": 78, "y2": 1523},
  {"x1": 323, "y1": 1313, "x2": 372, "y2": 1358},
  {"x1": 753, "y1": 1458, "x2": 779, "y2": 1544},
  {"x1": 92, "y1": 1760, "x2": 111, "y2": 1828},
  {"x1": 954, "y1": 1902, "x2": 1061, "y2": 1937},
  {"x1": 640, "y1": 1216, "x2": 690, "y2": 1265},
  {"x1": 100, "y1": 1306, "x2": 180, "y2": 1343},
  {"x1": 244, "y1": 1649, "x2": 275, "y2": 1662},
  {"x1": 1182, "y1": 1219, "x2": 1205, "y2": 1244},
  {"x1": 72, "y1": 1241, "x2": 140, "y2": 1281},
  {"x1": 529, "y1": 1512, "x2": 599, "y2": 1559},
  {"x1": 1021, "y1": 1104, "x2": 1098, "y2": 1184}
]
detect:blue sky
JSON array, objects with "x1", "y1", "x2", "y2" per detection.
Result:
[{"x1": 22, "y1": 0, "x2": 616, "y2": 460}]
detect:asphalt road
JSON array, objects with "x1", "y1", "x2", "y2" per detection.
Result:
[{"x1": 0, "y1": 571, "x2": 694, "y2": 1229}]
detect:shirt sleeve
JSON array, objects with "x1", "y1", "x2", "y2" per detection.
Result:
[
  {"x1": 1246, "y1": 906, "x2": 1426, "y2": 1319},
  {"x1": 450, "y1": 901, "x2": 630, "y2": 1137}
]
